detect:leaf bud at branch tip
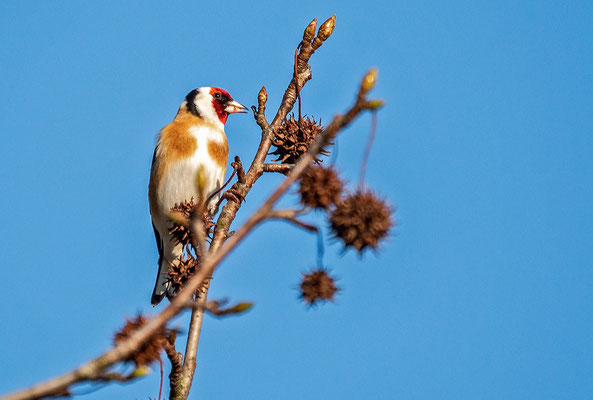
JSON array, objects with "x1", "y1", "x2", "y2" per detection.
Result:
[
  {"x1": 303, "y1": 18, "x2": 317, "y2": 41},
  {"x1": 317, "y1": 14, "x2": 336, "y2": 41},
  {"x1": 361, "y1": 67, "x2": 378, "y2": 93},
  {"x1": 366, "y1": 99, "x2": 385, "y2": 110},
  {"x1": 132, "y1": 366, "x2": 150, "y2": 377},
  {"x1": 258, "y1": 86, "x2": 268, "y2": 105},
  {"x1": 231, "y1": 302, "x2": 253, "y2": 313}
]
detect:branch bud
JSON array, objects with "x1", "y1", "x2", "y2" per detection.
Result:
[
  {"x1": 227, "y1": 302, "x2": 253, "y2": 314},
  {"x1": 258, "y1": 86, "x2": 268, "y2": 105},
  {"x1": 317, "y1": 14, "x2": 336, "y2": 41},
  {"x1": 365, "y1": 99, "x2": 385, "y2": 110},
  {"x1": 303, "y1": 18, "x2": 317, "y2": 42},
  {"x1": 131, "y1": 366, "x2": 150, "y2": 377},
  {"x1": 361, "y1": 68, "x2": 378, "y2": 93},
  {"x1": 195, "y1": 166, "x2": 207, "y2": 203}
]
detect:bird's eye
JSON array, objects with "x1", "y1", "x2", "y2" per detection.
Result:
[{"x1": 214, "y1": 93, "x2": 222, "y2": 100}]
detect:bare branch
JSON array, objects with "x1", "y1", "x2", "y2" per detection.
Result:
[
  {"x1": 266, "y1": 209, "x2": 318, "y2": 232},
  {"x1": 89, "y1": 371, "x2": 138, "y2": 383},
  {"x1": 253, "y1": 86, "x2": 269, "y2": 130},
  {"x1": 185, "y1": 299, "x2": 253, "y2": 317},
  {"x1": 1, "y1": 16, "x2": 383, "y2": 400},
  {"x1": 162, "y1": 333, "x2": 183, "y2": 397},
  {"x1": 359, "y1": 111, "x2": 378, "y2": 187},
  {"x1": 263, "y1": 163, "x2": 294, "y2": 174}
]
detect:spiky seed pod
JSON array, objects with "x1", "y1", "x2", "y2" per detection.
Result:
[
  {"x1": 330, "y1": 190, "x2": 393, "y2": 253},
  {"x1": 169, "y1": 200, "x2": 198, "y2": 247},
  {"x1": 166, "y1": 255, "x2": 210, "y2": 295},
  {"x1": 113, "y1": 315, "x2": 167, "y2": 367},
  {"x1": 298, "y1": 165, "x2": 344, "y2": 210},
  {"x1": 167, "y1": 254, "x2": 198, "y2": 292},
  {"x1": 299, "y1": 269, "x2": 338, "y2": 306},
  {"x1": 271, "y1": 114, "x2": 329, "y2": 164},
  {"x1": 169, "y1": 200, "x2": 214, "y2": 247}
]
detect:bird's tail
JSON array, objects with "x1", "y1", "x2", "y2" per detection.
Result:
[{"x1": 151, "y1": 258, "x2": 176, "y2": 306}]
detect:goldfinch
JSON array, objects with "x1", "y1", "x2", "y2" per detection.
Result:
[{"x1": 148, "y1": 87, "x2": 247, "y2": 306}]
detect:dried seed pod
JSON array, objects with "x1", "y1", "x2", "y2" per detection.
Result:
[
  {"x1": 166, "y1": 254, "x2": 210, "y2": 296},
  {"x1": 298, "y1": 165, "x2": 343, "y2": 210},
  {"x1": 113, "y1": 315, "x2": 167, "y2": 367},
  {"x1": 169, "y1": 200, "x2": 198, "y2": 247},
  {"x1": 330, "y1": 189, "x2": 393, "y2": 253},
  {"x1": 299, "y1": 269, "x2": 338, "y2": 306},
  {"x1": 169, "y1": 200, "x2": 213, "y2": 247},
  {"x1": 270, "y1": 114, "x2": 329, "y2": 164},
  {"x1": 167, "y1": 254, "x2": 198, "y2": 292}
]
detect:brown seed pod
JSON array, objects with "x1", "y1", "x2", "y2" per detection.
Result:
[
  {"x1": 298, "y1": 165, "x2": 343, "y2": 210},
  {"x1": 169, "y1": 200, "x2": 198, "y2": 248},
  {"x1": 167, "y1": 254, "x2": 197, "y2": 291},
  {"x1": 299, "y1": 269, "x2": 338, "y2": 306},
  {"x1": 270, "y1": 114, "x2": 330, "y2": 164},
  {"x1": 166, "y1": 254, "x2": 210, "y2": 296},
  {"x1": 169, "y1": 200, "x2": 214, "y2": 247},
  {"x1": 113, "y1": 315, "x2": 167, "y2": 367},
  {"x1": 329, "y1": 189, "x2": 393, "y2": 253}
]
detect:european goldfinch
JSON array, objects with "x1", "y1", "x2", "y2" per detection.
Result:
[{"x1": 148, "y1": 87, "x2": 247, "y2": 306}]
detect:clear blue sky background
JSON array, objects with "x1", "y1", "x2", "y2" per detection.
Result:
[{"x1": 1, "y1": 1, "x2": 592, "y2": 399}]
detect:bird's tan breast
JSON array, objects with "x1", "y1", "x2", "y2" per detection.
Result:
[{"x1": 149, "y1": 110, "x2": 229, "y2": 218}]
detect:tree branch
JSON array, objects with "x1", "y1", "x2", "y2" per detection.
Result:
[
  {"x1": 169, "y1": 16, "x2": 337, "y2": 399},
  {"x1": 0, "y1": 15, "x2": 385, "y2": 400},
  {"x1": 263, "y1": 163, "x2": 294, "y2": 174},
  {"x1": 266, "y1": 209, "x2": 318, "y2": 232},
  {"x1": 162, "y1": 333, "x2": 183, "y2": 397}
]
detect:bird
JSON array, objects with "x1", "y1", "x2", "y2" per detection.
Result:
[{"x1": 148, "y1": 87, "x2": 247, "y2": 306}]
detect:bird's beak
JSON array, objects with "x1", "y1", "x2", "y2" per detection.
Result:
[{"x1": 225, "y1": 100, "x2": 248, "y2": 114}]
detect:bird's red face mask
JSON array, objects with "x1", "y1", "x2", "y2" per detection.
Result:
[{"x1": 210, "y1": 87, "x2": 247, "y2": 124}]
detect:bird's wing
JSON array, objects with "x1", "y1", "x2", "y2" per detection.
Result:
[
  {"x1": 150, "y1": 220, "x2": 169, "y2": 305},
  {"x1": 152, "y1": 221, "x2": 164, "y2": 267},
  {"x1": 151, "y1": 145, "x2": 159, "y2": 169}
]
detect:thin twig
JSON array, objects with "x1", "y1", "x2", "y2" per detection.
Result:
[
  {"x1": 88, "y1": 371, "x2": 138, "y2": 383},
  {"x1": 253, "y1": 86, "x2": 269, "y2": 130},
  {"x1": 231, "y1": 156, "x2": 245, "y2": 183},
  {"x1": 204, "y1": 169, "x2": 237, "y2": 209},
  {"x1": 175, "y1": 202, "x2": 208, "y2": 400},
  {"x1": 167, "y1": 25, "x2": 330, "y2": 396},
  {"x1": 1, "y1": 73, "x2": 373, "y2": 400},
  {"x1": 359, "y1": 111, "x2": 378, "y2": 187},
  {"x1": 184, "y1": 299, "x2": 253, "y2": 317},
  {"x1": 316, "y1": 230, "x2": 325, "y2": 268},
  {"x1": 294, "y1": 45, "x2": 302, "y2": 121},
  {"x1": 263, "y1": 163, "x2": 294, "y2": 174},
  {"x1": 1, "y1": 17, "x2": 384, "y2": 400},
  {"x1": 266, "y1": 209, "x2": 318, "y2": 232},
  {"x1": 158, "y1": 357, "x2": 163, "y2": 400},
  {"x1": 162, "y1": 333, "x2": 183, "y2": 397}
]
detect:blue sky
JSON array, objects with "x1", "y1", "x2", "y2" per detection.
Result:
[{"x1": 1, "y1": 1, "x2": 592, "y2": 399}]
